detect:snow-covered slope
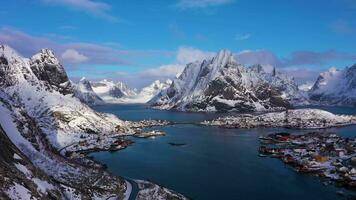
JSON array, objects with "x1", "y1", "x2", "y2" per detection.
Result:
[
  {"x1": 73, "y1": 77, "x2": 104, "y2": 105},
  {"x1": 0, "y1": 125, "x2": 64, "y2": 199},
  {"x1": 150, "y1": 49, "x2": 303, "y2": 112},
  {"x1": 0, "y1": 44, "x2": 131, "y2": 199},
  {"x1": 91, "y1": 79, "x2": 137, "y2": 103},
  {"x1": 0, "y1": 44, "x2": 188, "y2": 200},
  {"x1": 309, "y1": 65, "x2": 356, "y2": 106},
  {"x1": 0, "y1": 45, "x2": 129, "y2": 152}
]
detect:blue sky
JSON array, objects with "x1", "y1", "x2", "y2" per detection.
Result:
[{"x1": 1, "y1": 0, "x2": 356, "y2": 87}]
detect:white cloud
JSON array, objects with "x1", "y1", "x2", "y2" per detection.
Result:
[
  {"x1": 280, "y1": 67, "x2": 322, "y2": 85},
  {"x1": 234, "y1": 50, "x2": 283, "y2": 67},
  {"x1": 0, "y1": 28, "x2": 171, "y2": 67},
  {"x1": 234, "y1": 33, "x2": 251, "y2": 41},
  {"x1": 41, "y1": 0, "x2": 118, "y2": 22},
  {"x1": 140, "y1": 64, "x2": 185, "y2": 78},
  {"x1": 176, "y1": 0, "x2": 233, "y2": 8},
  {"x1": 61, "y1": 49, "x2": 88, "y2": 63},
  {"x1": 176, "y1": 46, "x2": 214, "y2": 64}
]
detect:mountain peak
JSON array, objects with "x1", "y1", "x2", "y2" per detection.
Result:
[
  {"x1": 0, "y1": 44, "x2": 24, "y2": 61},
  {"x1": 31, "y1": 48, "x2": 60, "y2": 65},
  {"x1": 211, "y1": 49, "x2": 235, "y2": 67}
]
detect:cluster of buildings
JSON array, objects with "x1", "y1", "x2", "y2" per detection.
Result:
[{"x1": 259, "y1": 132, "x2": 356, "y2": 189}]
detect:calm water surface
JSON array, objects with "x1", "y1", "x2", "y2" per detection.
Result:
[{"x1": 92, "y1": 104, "x2": 356, "y2": 200}]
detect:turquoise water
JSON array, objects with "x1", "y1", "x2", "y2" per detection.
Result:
[{"x1": 92, "y1": 104, "x2": 356, "y2": 200}]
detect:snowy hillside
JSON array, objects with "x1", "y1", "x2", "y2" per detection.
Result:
[
  {"x1": 73, "y1": 77, "x2": 104, "y2": 105},
  {"x1": 91, "y1": 79, "x2": 137, "y2": 103},
  {"x1": 149, "y1": 49, "x2": 303, "y2": 112},
  {"x1": 0, "y1": 44, "x2": 131, "y2": 198},
  {"x1": 0, "y1": 44, "x2": 187, "y2": 199},
  {"x1": 309, "y1": 65, "x2": 356, "y2": 106}
]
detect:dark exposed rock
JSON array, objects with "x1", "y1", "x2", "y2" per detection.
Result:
[{"x1": 29, "y1": 49, "x2": 72, "y2": 95}]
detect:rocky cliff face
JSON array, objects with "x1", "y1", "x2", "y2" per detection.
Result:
[
  {"x1": 309, "y1": 65, "x2": 356, "y2": 106},
  {"x1": 29, "y1": 48, "x2": 72, "y2": 95},
  {"x1": 150, "y1": 49, "x2": 299, "y2": 112}
]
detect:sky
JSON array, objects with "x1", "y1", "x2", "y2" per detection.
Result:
[{"x1": 1, "y1": 0, "x2": 356, "y2": 88}]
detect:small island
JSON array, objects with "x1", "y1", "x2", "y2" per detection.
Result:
[{"x1": 202, "y1": 109, "x2": 356, "y2": 129}]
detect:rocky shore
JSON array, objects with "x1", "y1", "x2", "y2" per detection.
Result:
[
  {"x1": 202, "y1": 109, "x2": 356, "y2": 129},
  {"x1": 259, "y1": 132, "x2": 356, "y2": 190}
]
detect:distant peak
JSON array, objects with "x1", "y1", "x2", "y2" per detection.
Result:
[{"x1": 80, "y1": 77, "x2": 87, "y2": 82}]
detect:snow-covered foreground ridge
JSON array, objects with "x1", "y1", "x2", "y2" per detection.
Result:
[
  {"x1": 0, "y1": 44, "x2": 188, "y2": 199},
  {"x1": 150, "y1": 49, "x2": 306, "y2": 112},
  {"x1": 202, "y1": 109, "x2": 356, "y2": 129}
]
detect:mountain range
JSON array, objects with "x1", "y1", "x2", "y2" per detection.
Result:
[
  {"x1": 149, "y1": 50, "x2": 305, "y2": 112},
  {"x1": 71, "y1": 49, "x2": 356, "y2": 111},
  {"x1": 74, "y1": 78, "x2": 172, "y2": 105}
]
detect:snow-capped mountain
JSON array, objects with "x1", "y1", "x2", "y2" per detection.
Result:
[
  {"x1": 0, "y1": 45, "x2": 131, "y2": 198},
  {"x1": 118, "y1": 79, "x2": 172, "y2": 103},
  {"x1": 149, "y1": 49, "x2": 301, "y2": 112},
  {"x1": 73, "y1": 77, "x2": 104, "y2": 105},
  {"x1": 309, "y1": 65, "x2": 356, "y2": 106},
  {"x1": 0, "y1": 45, "x2": 187, "y2": 199},
  {"x1": 91, "y1": 79, "x2": 137, "y2": 103}
]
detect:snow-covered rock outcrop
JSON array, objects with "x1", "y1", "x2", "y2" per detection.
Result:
[
  {"x1": 91, "y1": 79, "x2": 137, "y2": 103},
  {"x1": 150, "y1": 49, "x2": 303, "y2": 112},
  {"x1": 73, "y1": 77, "x2": 104, "y2": 105},
  {"x1": 309, "y1": 65, "x2": 356, "y2": 106},
  {"x1": 202, "y1": 108, "x2": 356, "y2": 129}
]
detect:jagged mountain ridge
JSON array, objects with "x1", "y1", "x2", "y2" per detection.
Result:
[
  {"x1": 77, "y1": 78, "x2": 172, "y2": 104},
  {"x1": 149, "y1": 49, "x2": 302, "y2": 112},
  {"x1": 309, "y1": 65, "x2": 356, "y2": 106}
]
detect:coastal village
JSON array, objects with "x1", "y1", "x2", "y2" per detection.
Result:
[{"x1": 259, "y1": 132, "x2": 356, "y2": 192}]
